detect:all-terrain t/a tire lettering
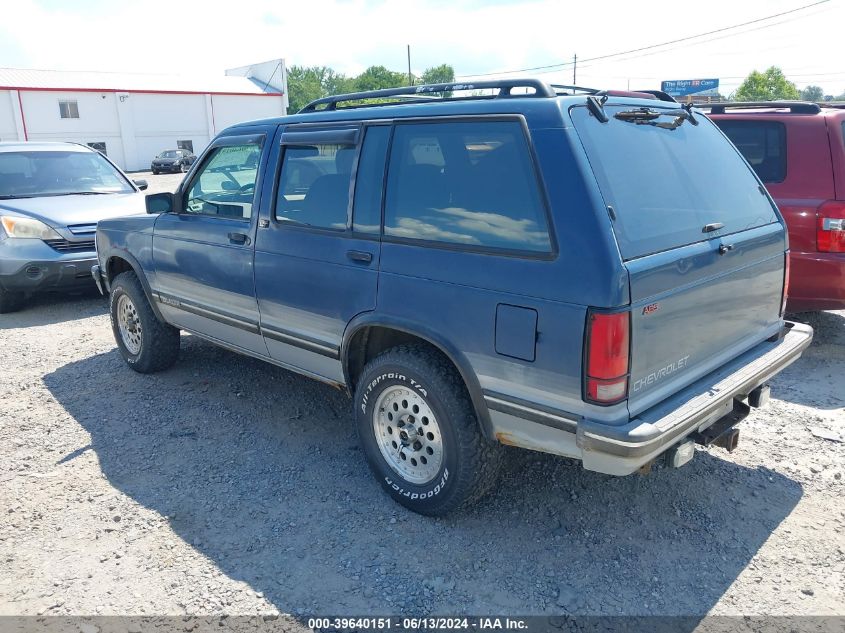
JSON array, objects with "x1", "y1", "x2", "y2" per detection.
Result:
[{"x1": 354, "y1": 344, "x2": 503, "y2": 515}]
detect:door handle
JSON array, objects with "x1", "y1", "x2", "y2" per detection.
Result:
[
  {"x1": 228, "y1": 232, "x2": 250, "y2": 245},
  {"x1": 346, "y1": 250, "x2": 373, "y2": 263}
]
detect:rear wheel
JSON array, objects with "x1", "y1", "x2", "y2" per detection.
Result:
[
  {"x1": 109, "y1": 271, "x2": 180, "y2": 373},
  {"x1": 0, "y1": 287, "x2": 25, "y2": 314},
  {"x1": 354, "y1": 344, "x2": 503, "y2": 516}
]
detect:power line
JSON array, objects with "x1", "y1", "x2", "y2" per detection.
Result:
[
  {"x1": 565, "y1": 11, "x2": 829, "y2": 77},
  {"x1": 456, "y1": 0, "x2": 830, "y2": 79},
  {"x1": 577, "y1": 69, "x2": 845, "y2": 82}
]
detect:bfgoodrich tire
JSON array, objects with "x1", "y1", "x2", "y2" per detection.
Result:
[
  {"x1": 109, "y1": 271, "x2": 180, "y2": 373},
  {"x1": 354, "y1": 344, "x2": 503, "y2": 516}
]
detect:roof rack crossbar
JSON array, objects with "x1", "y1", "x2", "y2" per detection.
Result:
[
  {"x1": 298, "y1": 79, "x2": 557, "y2": 113},
  {"x1": 705, "y1": 101, "x2": 822, "y2": 115}
]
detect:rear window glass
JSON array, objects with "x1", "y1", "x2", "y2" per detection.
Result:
[
  {"x1": 384, "y1": 120, "x2": 551, "y2": 253},
  {"x1": 276, "y1": 144, "x2": 354, "y2": 230},
  {"x1": 571, "y1": 105, "x2": 778, "y2": 260},
  {"x1": 714, "y1": 120, "x2": 786, "y2": 183}
]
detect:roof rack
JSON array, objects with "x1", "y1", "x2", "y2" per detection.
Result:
[
  {"x1": 630, "y1": 89, "x2": 677, "y2": 103},
  {"x1": 298, "y1": 79, "x2": 557, "y2": 113},
  {"x1": 704, "y1": 101, "x2": 822, "y2": 115},
  {"x1": 549, "y1": 84, "x2": 600, "y2": 95}
]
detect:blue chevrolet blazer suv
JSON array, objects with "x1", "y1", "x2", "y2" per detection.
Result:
[{"x1": 92, "y1": 80, "x2": 813, "y2": 515}]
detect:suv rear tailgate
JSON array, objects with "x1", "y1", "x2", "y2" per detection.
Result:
[
  {"x1": 571, "y1": 101, "x2": 785, "y2": 415},
  {"x1": 625, "y1": 223, "x2": 784, "y2": 415}
]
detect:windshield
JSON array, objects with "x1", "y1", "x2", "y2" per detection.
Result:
[
  {"x1": 0, "y1": 150, "x2": 134, "y2": 198},
  {"x1": 571, "y1": 104, "x2": 779, "y2": 260},
  {"x1": 158, "y1": 150, "x2": 181, "y2": 158}
]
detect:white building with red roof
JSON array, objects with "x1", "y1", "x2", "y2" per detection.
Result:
[{"x1": 0, "y1": 59, "x2": 287, "y2": 170}]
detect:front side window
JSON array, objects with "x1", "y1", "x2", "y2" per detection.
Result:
[
  {"x1": 715, "y1": 120, "x2": 787, "y2": 183},
  {"x1": 275, "y1": 144, "x2": 355, "y2": 230},
  {"x1": 59, "y1": 100, "x2": 79, "y2": 119},
  {"x1": 184, "y1": 143, "x2": 261, "y2": 220},
  {"x1": 383, "y1": 121, "x2": 552, "y2": 253}
]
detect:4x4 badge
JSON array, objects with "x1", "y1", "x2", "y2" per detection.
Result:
[{"x1": 642, "y1": 303, "x2": 660, "y2": 315}]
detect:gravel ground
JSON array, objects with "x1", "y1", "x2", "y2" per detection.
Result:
[{"x1": 0, "y1": 283, "x2": 843, "y2": 622}]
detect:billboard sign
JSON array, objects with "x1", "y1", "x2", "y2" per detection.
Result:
[{"x1": 661, "y1": 78, "x2": 720, "y2": 98}]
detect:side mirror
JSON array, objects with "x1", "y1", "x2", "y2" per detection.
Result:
[
  {"x1": 146, "y1": 192, "x2": 174, "y2": 214},
  {"x1": 220, "y1": 181, "x2": 239, "y2": 192},
  {"x1": 134, "y1": 179, "x2": 149, "y2": 191}
]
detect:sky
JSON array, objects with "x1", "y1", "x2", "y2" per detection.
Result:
[{"x1": 0, "y1": 0, "x2": 842, "y2": 97}]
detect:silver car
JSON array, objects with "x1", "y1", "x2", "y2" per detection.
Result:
[{"x1": 0, "y1": 142, "x2": 147, "y2": 313}]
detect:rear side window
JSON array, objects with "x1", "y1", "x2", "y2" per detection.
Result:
[
  {"x1": 352, "y1": 126, "x2": 390, "y2": 234},
  {"x1": 276, "y1": 144, "x2": 355, "y2": 230},
  {"x1": 715, "y1": 120, "x2": 787, "y2": 183},
  {"x1": 572, "y1": 106, "x2": 778, "y2": 260},
  {"x1": 384, "y1": 120, "x2": 552, "y2": 253}
]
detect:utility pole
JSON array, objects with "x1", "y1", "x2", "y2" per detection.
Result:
[
  {"x1": 407, "y1": 45, "x2": 413, "y2": 85},
  {"x1": 572, "y1": 54, "x2": 577, "y2": 94}
]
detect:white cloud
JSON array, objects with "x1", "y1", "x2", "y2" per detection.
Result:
[{"x1": 0, "y1": 0, "x2": 842, "y2": 95}]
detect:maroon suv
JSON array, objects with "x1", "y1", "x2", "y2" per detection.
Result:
[{"x1": 708, "y1": 102, "x2": 845, "y2": 312}]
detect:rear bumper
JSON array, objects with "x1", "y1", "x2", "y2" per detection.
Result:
[
  {"x1": 577, "y1": 321, "x2": 813, "y2": 474},
  {"x1": 786, "y1": 250, "x2": 845, "y2": 312}
]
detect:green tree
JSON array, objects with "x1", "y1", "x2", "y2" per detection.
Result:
[
  {"x1": 421, "y1": 64, "x2": 455, "y2": 85},
  {"x1": 800, "y1": 85, "x2": 824, "y2": 101},
  {"x1": 286, "y1": 63, "x2": 458, "y2": 112},
  {"x1": 733, "y1": 66, "x2": 800, "y2": 101},
  {"x1": 286, "y1": 65, "x2": 354, "y2": 113},
  {"x1": 353, "y1": 65, "x2": 407, "y2": 92},
  {"x1": 286, "y1": 66, "x2": 323, "y2": 113}
]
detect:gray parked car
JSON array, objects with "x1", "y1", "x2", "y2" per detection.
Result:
[
  {"x1": 150, "y1": 149, "x2": 196, "y2": 174},
  {"x1": 0, "y1": 142, "x2": 147, "y2": 313}
]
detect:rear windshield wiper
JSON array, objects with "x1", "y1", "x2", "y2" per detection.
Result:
[{"x1": 614, "y1": 105, "x2": 698, "y2": 129}]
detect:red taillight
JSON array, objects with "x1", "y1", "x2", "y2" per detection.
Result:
[
  {"x1": 781, "y1": 252, "x2": 790, "y2": 316},
  {"x1": 817, "y1": 200, "x2": 845, "y2": 253},
  {"x1": 585, "y1": 311, "x2": 630, "y2": 405}
]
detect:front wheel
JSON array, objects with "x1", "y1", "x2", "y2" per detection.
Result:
[
  {"x1": 109, "y1": 271, "x2": 180, "y2": 373},
  {"x1": 354, "y1": 345, "x2": 503, "y2": 516},
  {"x1": 180, "y1": 163, "x2": 188, "y2": 173}
]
